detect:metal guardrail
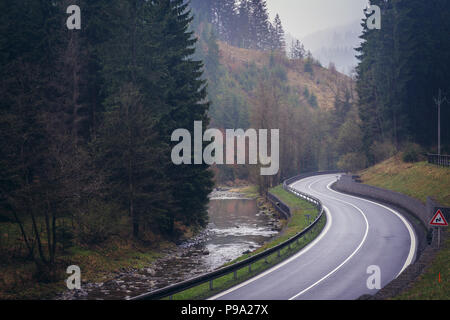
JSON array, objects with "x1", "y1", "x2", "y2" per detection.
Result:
[
  {"x1": 267, "y1": 192, "x2": 291, "y2": 219},
  {"x1": 283, "y1": 170, "x2": 342, "y2": 187},
  {"x1": 427, "y1": 154, "x2": 450, "y2": 167},
  {"x1": 130, "y1": 173, "x2": 331, "y2": 300}
]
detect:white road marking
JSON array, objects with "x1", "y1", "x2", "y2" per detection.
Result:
[
  {"x1": 294, "y1": 175, "x2": 415, "y2": 277},
  {"x1": 212, "y1": 174, "x2": 417, "y2": 300},
  {"x1": 208, "y1": 201, "x2": 333, "y2": 300},
  {"x1": 323, "y1": 179, "x2": 416, "y2": 277},
  {"x1": 288, "y1": 179, "x2": 370, "y2": 300}
]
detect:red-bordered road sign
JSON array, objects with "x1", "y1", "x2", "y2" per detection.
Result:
[{"x1": 429, "y1": 209, "x2": 449, "y2": 226}]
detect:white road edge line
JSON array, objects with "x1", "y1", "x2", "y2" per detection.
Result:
[
  {"x1": 211, "y1": 173, "x2": 416, "y2": 301},
  {"x1": 288, "y1": 179, "x2": 370, "y2": 300},
  {"x1": 208, "y1": 196, "x2": 333, "y2": 300},
  {"x1": 323, "y1": 179, "x2": 417, "y2": 277},
  {"x1": 295, "y1": 175, "x2": 416, "y2": 277}
]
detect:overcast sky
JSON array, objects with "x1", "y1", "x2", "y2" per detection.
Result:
[{"x1": 266, "y1": 0, "x2": 368, "y2": 38}]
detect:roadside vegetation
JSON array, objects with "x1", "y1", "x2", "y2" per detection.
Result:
[
  {"x1": 359, "y1": 155, "x2": 449, "y2": 299},
  {"x1": 0, "y1": 228, "x2": 174, "y2": 299},
  {"x1": 168, "y1": 186, "x2": 321, "y2": 300},
  {"x1": 1, "y1": 1, "x2": 216, "y2": 299}
]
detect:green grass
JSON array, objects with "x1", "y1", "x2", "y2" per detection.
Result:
[
  {"x1": 360, "y1": 155, "x2": 449, "y2": 300},
  {"x1": 0, "y1": 185, "x2": 321, "y2": 300},
  {"x1": 360, "y1": 155, "x2": 450, "y2": 206},
  {"x1": 166, "y1": 186, "x2": 322, "y2": 300},
  {"x1": 0, "y1": 234, "x2": 172, "y2": 299}
]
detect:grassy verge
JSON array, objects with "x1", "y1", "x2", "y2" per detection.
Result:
[
  {"x1": 360, "y1": 155, "x2": 450, "y2": 205},
  {"x1": 359, "y1": 155, "x2": 449, "y2": 300},
  {"x1": 167, "y1": 185, "x2": 321, "y2": 300},
  {"x1": 0, "y1": 236, "x2": 173, "y2": 299},
  {"x1": 0, "y1": 184, "x2": 321, "y2": 300}
]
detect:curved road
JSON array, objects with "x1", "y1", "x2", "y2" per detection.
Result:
[{"x1": 210, "y1": 174, "x2": 417, "y2": 300}]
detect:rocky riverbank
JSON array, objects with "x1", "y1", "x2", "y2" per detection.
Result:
[
  {"x1": 56, "y1": 187, "x2": 283, "y2": 300},
  {"x1": 209, "y1": 186, "x2": 253, "y2": 200}
]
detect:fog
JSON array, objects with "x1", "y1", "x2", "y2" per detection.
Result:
[{"x1": 266, "y1": 0, "x2": 368, "y2": 38}]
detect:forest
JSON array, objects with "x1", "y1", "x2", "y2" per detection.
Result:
[
  {"x1": 357, "y1": 0, "x2": 450, "y2": 162},
  {"x1": 0, "y1": 0, "x2": 214, "y2": 281},
  {"x1": 0, "y1": 0, "x2": 449, "y2": 295},
  {"x1": 190, "y1": 0, "x2": 359, "y2": 189}
]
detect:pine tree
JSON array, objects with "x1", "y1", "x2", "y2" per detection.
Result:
[
  {"x1": 156, "y1": 0, "x2": 214, "y2": 233},
  {"x1": 272, "y1": 14, "x2": 286, "y2": 53},
  {"x1": 249, "y1": 0, "x2": 271, "y2": 50},
  {"x1": 0, "y1": 0, "x2": 104, "y2": 276},
  {"x1": 236, "y1": 0, "x2": 251, "y2": 48},
  {"x1": 290, "y1": 40, "x2": 305, "y2": 59},
  {"x1": 215, "y1": 0, "x2": 237, "y2": 43},
  {"x1": 356, "y1": 0, "x2": 450, "y2": 160}
]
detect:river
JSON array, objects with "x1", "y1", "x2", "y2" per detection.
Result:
[
  {"x1": 189, "y1": 197, "x2": 279, "y2": 270},
  {"x1": 57, "y1": 191, "x2": 281, "y2": 300}
]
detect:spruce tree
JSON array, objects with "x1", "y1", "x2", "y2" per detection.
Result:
[
  {"x1": 356, "y1": 0, "x2": 450, "y2": 159},
  {"x1": 290, "y1": 40, "x2": 306, "y2": 59},
  {"x1": 157, "y1": 0, "x2": 214, "y2": 233},
  {"x1": 272, "y1": 14, "x2": 286, "y2": 53},
  {"x1": 249, "y1": 0, "x2": 271, "y2": 50},
  {"x1": 236, "y1": 0, "x2": 251, "y2": 48}
]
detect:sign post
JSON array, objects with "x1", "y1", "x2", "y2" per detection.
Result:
[{"x1": 429, "y1": 209, "x2": 449, "y2": 248}]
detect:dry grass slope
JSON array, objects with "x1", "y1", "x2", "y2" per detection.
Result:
[
  {"x1": 360, "y1": 154, "x2": 450, "y2": 206},
  {"x1": 218, "y1": 42, "x2": 352, "y2": 111},
  {"x1": 360, "y1": 155, "x2": 449, "y2": 300}
]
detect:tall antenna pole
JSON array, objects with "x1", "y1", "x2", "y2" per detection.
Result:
[{"x1": 434, "y1": 89, "x2": 448, "y2": 155}]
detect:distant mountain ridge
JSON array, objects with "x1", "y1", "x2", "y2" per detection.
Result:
[{"x1": 301, "y1": 20, "x2": 363, "y2": 75}]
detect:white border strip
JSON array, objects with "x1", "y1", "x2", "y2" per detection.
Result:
[
  {"x1": 209, "y1": 203, "x2": 333, "y2": 300},
  {"x1": 322, "y1": 180, "x2": 417, "y2": 277},
  {"x1": 211, "y1": 174, "x2": 416, "y2": 300},
  {"x1": 288, "y1": 179, "x2": 370, "y2": 300}
]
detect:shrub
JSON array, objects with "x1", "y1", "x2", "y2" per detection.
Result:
[
  {"x1": 303, "y1": 86, "x2": 310, "y2": 98},
  {"x1": 75, "y1": 200, "x2": 126, "y2": 245},
  {"x1": 304, "y1": 60, "x2": 313, "y2": 73},
  {"x1": 370, "y1": 140, "x2": 397, "y2": 163},
  {"x1": 337, "y1": 152, "x2": 368, "y2": 172},
  {"x1": 402, "y1": 143, "x2": 424, "y2": 163},
  {"x1": 308, "y1": 93, "x2": 318, "y2": 108},
  {"x1": 56, "y1": 224, "x2": 75, "y2": 251}
]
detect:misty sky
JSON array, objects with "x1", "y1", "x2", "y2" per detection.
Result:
[{"x1": 266, "y1": 0, "x2": 368, "y2": 38}]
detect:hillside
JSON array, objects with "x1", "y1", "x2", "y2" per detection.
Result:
[
  {"x1": 201, "y1": 37, "x2": 359, "y2": 184},
  {"x1": 359, "y1": 155, "x2": 449, "y2": 299},
  {"x1": 218, "y1": 42, "x2": 353, "y2": 111},
  {"x1": 360, "y1": 155, "x2": 450, "y2": 206}
]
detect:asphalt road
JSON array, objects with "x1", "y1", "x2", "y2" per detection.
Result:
[{"x1": 210, "y1": 174, "x2": 417, "y2": 300}]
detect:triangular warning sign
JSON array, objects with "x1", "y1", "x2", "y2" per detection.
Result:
[{"x1": 429, "y1": 209, "x2": 448, "y2": 226}]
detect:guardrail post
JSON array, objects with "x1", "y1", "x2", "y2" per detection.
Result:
[{"x1": 130, "y1": 172, "x2": 332, "y2": 301}]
